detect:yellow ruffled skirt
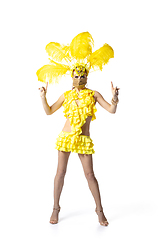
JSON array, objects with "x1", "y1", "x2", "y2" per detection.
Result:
[{"x1": 55, "y1": 131, "x2": 95, "y2": 154}]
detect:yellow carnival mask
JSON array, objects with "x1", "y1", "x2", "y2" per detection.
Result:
[{"x1": 36, "y1": 32, "x2": 114, "y2": 84}]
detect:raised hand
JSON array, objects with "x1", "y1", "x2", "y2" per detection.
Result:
[
  {"x1": 111, "y1": 82, "x2": 120, "y2": 99},
  {"x1": 38, "y1": 82, "x2": 48, "y2": 98}
]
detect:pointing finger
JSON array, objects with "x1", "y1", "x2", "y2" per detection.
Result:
[{"x1": 46, "y1": 82, "x2": 48, "y2": 91}]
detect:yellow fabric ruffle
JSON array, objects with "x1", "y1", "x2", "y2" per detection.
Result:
[
  {"x1": 55, "y1": 131, "x2": 95, "y2": 154},
  {"x1": 55, "y1": 88, "x2": 97, "y2": 154},
  {"x1": 63, "y1": 88, "x2": 97, "y2": 135}
]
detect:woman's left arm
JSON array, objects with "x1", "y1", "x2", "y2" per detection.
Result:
[{"x1": 94, "y1": 82, "x2": 120, "y2": 114}]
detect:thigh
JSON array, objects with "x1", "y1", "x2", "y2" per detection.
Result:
[
  {"x1": 78, "y1": 154, "x2": 94, "y2": 175},
  {"x1": 56, "y1": 151, "x2": 71, "y2": 173}
]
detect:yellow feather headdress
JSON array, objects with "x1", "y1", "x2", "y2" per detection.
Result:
[{"x1": 36, "y1": 32, "x2": 114, "y2": 84}]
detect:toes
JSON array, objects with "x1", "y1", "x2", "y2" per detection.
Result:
[
  {"x1": 50, "y1": 220, "x2": 58, "y2": 224},
  {"x1": 100, "y1": 221, "x2": 109, "y2": 226}
]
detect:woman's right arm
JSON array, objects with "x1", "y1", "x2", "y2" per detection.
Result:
[{"x1": 39, "y1": 83, "x2": 65, "y2": 115}]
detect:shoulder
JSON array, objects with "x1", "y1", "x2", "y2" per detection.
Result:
[
  {"x1": 64, "y1": 89, "x2": 72, "y2": 94},
  {"x1": 93, "y1": 90, "x2": 102, "y2": 99},
  {"x1": 92, "y1": 90, "x2": 105, "y2": 104},
  {"x1": 85, "y1": 88, "x2": 97, "y2": 95},
  {"x1": 63, "y1": 89, "x2": 72, "y2": 98},
  {"x1": 87, "y1": 90, "x2": 99, "y2": 103}
]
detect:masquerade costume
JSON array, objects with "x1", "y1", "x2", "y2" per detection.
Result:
[
  {"x1": 37, "y1": 32, "x2": 114, "y2": 154},
  {"x1": 55, "y1": 88, "x2": 97, "y2": 154}
]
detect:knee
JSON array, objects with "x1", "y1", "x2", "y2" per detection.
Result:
[
  {"x1": 85, "y1": 172, "x2": 96, "y2": 182},
  {"x1": 56, "y1": 169, "x2": 66, "y2": 179}
]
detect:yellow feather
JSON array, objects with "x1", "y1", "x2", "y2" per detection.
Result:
[
  {"x1": 70, "y1": 32, "x2": 94, "y2": 60},
  {"x1": 37, "y1": 32, "x2": 114, "y2": 84},
  {"x1": 45, "y1": 42, "x2": 71, "y2": 63},
  {"x1": 36, "y1": 60, "x2": 70, "y2": 84},
  {"x1": 89, "y1": 44, "x2": 114, "y2": 71}
]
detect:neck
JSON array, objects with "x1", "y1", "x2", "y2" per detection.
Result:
[{"x1": 74, "y1": 86, "x2": 86, "y2": 92}]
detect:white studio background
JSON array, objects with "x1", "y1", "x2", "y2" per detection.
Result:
[{"x1": 0, "y1": 0, "x2": 160, "y2": 239}]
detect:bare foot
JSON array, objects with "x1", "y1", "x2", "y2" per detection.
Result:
[
  {"x1": 95, "y1": 209, "x2": 109, "y2": 226},
  {"x1": 50, "y1": 207, "x2": 60, "y2": 224}
]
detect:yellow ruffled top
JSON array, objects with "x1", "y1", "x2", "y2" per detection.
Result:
[
  {"x1": 63, "y1": 88, "x2": 97, "y2": 136},
  {"x1": 55, "y1": 88, "x2": 97, "y2": 154}
]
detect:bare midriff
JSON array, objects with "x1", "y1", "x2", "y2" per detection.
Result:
[{"x1": 62, "y1": 116, "x2": 92, "y2": 136}]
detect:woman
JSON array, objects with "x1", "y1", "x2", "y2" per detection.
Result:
[{"x1": 39, "y1": 65, "x2": 119, "y2": 226}]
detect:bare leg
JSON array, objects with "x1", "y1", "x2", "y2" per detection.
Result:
[
  {"x1": 50, "y1": 151, "x2": 70, "y2": 224},
  {"x1": 78, "y1": 154, "x2": 109, "y2": 226}
]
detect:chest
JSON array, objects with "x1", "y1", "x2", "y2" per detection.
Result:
[
  {"x1": 63, "y1": 89, "x2": 95, "y2": 110},
  {"x1": 74, "y1": 97, "x2": 80, "y2": 107}
]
